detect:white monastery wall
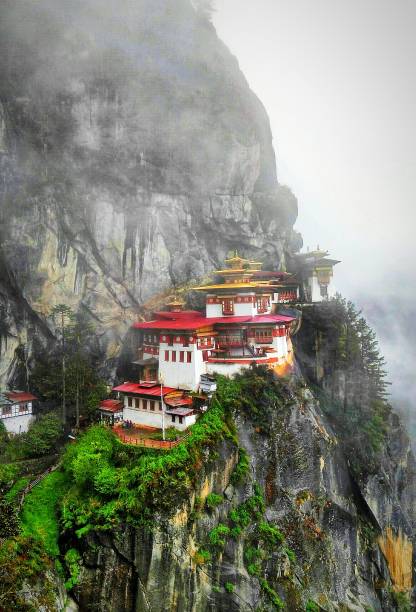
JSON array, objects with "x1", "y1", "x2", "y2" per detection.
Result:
[{"x1": 2, "y1": 413, "x2": 34, "y2": 434}]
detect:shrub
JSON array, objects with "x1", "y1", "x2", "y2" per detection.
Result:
[
  {"x1": 64, "y1": 548, "x2": 82, "y2": 590},
  {"x1": 93, "y1": 466, "x2": 119, "y2": 495},
  {"x1": 209, "y1": 524, "x2": 230, "y2": 548},
  {"x1": 230, "y1": 447, "x2": 250, "y2": 485},
  {"x1": 22, "y1": 413, "x2": 62, "y2": 458},
  {"x1": 258, "y1": 521, "x2": 284, "y2": 547},
  {"x1": 282, "y1": 545, "x2": 296, "y2": 563},
  {"x1": 225, "y1": 582, "x2": 235, "y2": 593},
  {"x1": 194, "y1": 548, "x2": 211, "y2": 565},
  {"x1": 259, "y1": 579, "x2": 284, "y2": 609},
  {"x1": 306, "y1": 599, "x2": 319, "y2": 611},
  {"x1": 205, "y1": 493, "x2": 223, "y2": 510},
  {"x1": 0, "y1": 463, "x2": 19, "y2": 491}
]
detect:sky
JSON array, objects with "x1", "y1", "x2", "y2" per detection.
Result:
[{"x1": 214, "y1": 0, "x2": 416, "y2": 419}]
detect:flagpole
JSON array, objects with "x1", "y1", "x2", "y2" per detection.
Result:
[{"x1": 160, "y1": 374, "x2": 165, "y2": 441}]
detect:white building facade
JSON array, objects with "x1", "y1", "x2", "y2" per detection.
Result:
[{"x1": 0, "y1": 392, "x2": 37, "y2": 434}]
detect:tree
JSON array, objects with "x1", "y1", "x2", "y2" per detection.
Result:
[
  {"x1": 23, "y1": 413, "x2": 62, "y2": 458},
  {"x1": 50, "y1": 304, "x2": 75, "y2": 426}
]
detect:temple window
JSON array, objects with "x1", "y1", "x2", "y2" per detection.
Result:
[
  {"x1": 222, "y1": 298, "x2": 234, "y2": 315},
  {"x1": 165, "y1": 350, "x2": 169, "y2": 361},
  {"x1": 172, "y1": 351, "x2": 177, "y2": 362},
  {"x1": 180, "y1": 351, "x2": 185, "y2": 362},
  {"x1": 187, "y1": 352, "x2": 192, "y2": 363},
  {"x1": 128, "y1": 396, "x2": 133, "y2": 407}
]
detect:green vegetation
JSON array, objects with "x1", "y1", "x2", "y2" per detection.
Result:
[
  {"x1": 0, "y1": 413, "x2": 62, "y2": 463},
  {"x1": 21, "y1": 470, "x2": 69, "y2": 557},
  {"x1": 259, "y1": 578, "x2": 284, "y2": 610},
  {"x1": 230, "y1": 447, "x2": 250, "y2": 485},
  {"x1": 297, "y1": 297, "x2": 393, "y2": 475},
  {"x1": 194, "y1": 548, "x2": 211, "y2": 565},
  {"x1": 31, "y1": 308, "x2": 108, "y2": 426},
  {"x1": 205, "y1": 492, "x2": 223, "y2": 510},
  {"x1": 0, "y1": 536, "x2": 55, "y2": 611},
  {"x1": 391, "y1": 591, "x2": 411, "y2": 612},
  {"x1": 305, "y1": 599, "x2": 319, "y2": 611},
  {"x1": 224, "y1": 582, "x2": 235, "y2": 593},
  {"x1": 208, "y1": 523, "x2": 230, "y2": 548},
  {"x1": 258, "y1": 521, "x2": 284, "y2": 547},
  {"x1": 214, "y1": 368, "x2": 295, "y2": 433},
  {"x1": 60, "y1": 396, "x2": 232, "y2": 534},
  {"x1": 4, "y1": 476, "x2": 30, "y2": 503},
  {"x1": 64, "y1": 548, "x2": 82, "y2": 590}
]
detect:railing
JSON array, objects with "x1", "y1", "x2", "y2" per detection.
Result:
[
  {"x1": 18, "y1": 463, "x2": 60, "y2": 510},
  {"x1": 254, "y1": 337, "x2": 273, "y2": 344},
  {"x1": 112, "y1": 427, "x2": 190, "y2": 450}
]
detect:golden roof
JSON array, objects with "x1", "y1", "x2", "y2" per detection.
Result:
[{"x1": 194, "y1": 282, "x2": 276, "y2": 291}]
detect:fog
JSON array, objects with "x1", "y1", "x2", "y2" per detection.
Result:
[{"x1": 215, "y1": 0, "x2": 416, "y2": 429}]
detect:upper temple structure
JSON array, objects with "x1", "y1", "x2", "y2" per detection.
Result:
[{"x1": 104, "y1": 251, "x2": 339, "y2": 432}]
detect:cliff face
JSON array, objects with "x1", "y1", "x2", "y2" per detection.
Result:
[
  {"x1": 0, "y1": 0, "x2": 300, "y2": 386},
  {"x1": 71, "y1": 378, "x2": 415, "y2": 611}
]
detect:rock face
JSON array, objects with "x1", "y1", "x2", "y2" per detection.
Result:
[
  {"x1": 0, "y1": 0, "x2": 300, "y2": 386},
  {"x1": 72, "y1": 386, "x2": 415, "y2": 611}
]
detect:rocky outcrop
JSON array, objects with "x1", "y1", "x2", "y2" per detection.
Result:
[
  {"x1": 72, "y1": 386, "x2": 414, "y2": 611},
  {"x1": 0, "y1": 0, "x2": 301, "y2": 386}
]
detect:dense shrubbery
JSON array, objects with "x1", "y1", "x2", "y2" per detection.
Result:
[
  {"x1": 0, "y1": 535, "x2": 55, "y2": 611},
  {"x1": 0, "y1": 413, "x2": 62, "y2": 463},
  {"x1": 215, "y1": 367, "x2": 295, "y2": 432},
  {"x1": 60, "y1": 397, "x2": 232, "y2": 534}
]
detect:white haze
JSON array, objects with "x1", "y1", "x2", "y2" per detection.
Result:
[{"x1": 214, "y1": 0, "x2": 416, "y2": 432}]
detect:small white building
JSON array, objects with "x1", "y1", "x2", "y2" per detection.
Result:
[
  {"x1": 0, "y1": 391, "x2": 37, "y2": 434},
  {"x1": 293, "y1": 249, "x2": 340, "y2": 302},
  {"x1": 112, "y1": 382, "x2": 197, "y2": 431}
]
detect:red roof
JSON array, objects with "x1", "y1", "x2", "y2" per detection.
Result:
[
  {"x1": 112, "y1": 382, "x2": 176, "y2": 396},
  {"x1": 133, "y1": 313, "x2": 295, "y2": 331},
  {"x1": 99, "y1": 399, "x2": 123, "y2": 412},
  {"x1": 5, "y1": 391, "x2": 37, "y2": 403}
]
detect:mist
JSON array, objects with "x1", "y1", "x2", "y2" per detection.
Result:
[{"x1": 214, "y1": 0, "x2": 416, "y2": 431}]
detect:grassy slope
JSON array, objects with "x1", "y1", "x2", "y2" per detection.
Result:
[{"x1": 21, "y1": 470, "x2": 69, "y2": 557}]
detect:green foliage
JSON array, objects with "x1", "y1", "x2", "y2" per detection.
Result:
[
  {"x1": 391, "y1": 591, "x2": 411, "y2": 612},
  {"x1": 0, "y1": 462, "x2": 19, "y2": 491},
  {"x1": 282, "y1": 545, "x2": 296, "y2": 563},
  {"x1": 64, "y1": 548, "x2": 82, "y2": 590},
  {"x1": 0, "y1": 536, "x2": 54, "y2": 611},
  {"x1": 60, "y1": 399, "x2": 231, "y2": 533},
  {"x1": 296, "y1": 297, "x2": 393, "y2": 476},
  {"x1": 230, "y1": 447, "x2": 250, "y2": 485},
  {"x1": 230, "y1": 525, "x2": 243, "y2": 538},
  {"x1": 224, "y1": 582, "x2": 235, "y2": 593},
  {"x1": 22, "y1": 413, "x2": 62, "y2": 458},
  {"x1": 305, "y1": 599, "x2": 319, "y2": 611},
  {"x1": 4, "y1": 476, "x2": 30, "y2": 503},
  {"x1": 208, "y1": 523, "x2": 230, "y2": 548},
  {"x1": 259, "y1": 579, "x2": 284, "y2": 609},
  {"x1": 205, "y1": 492, "x2": 223, "y2": 510},
  {"x1": 258, "y1": 521, "x2": 284, "y2": 547},
  {"x1": 215, "y1": 368, "x2": 295, "y2": 433},
  {"x1": 194, "y1": 548, "x2": 211, "y2": 565},
  {"x1": 21, "y1": 470, "x2": 68, "y2": 557},
  {"x1": 93, "y1": 465, "x2": 119, "y2": 495}
]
